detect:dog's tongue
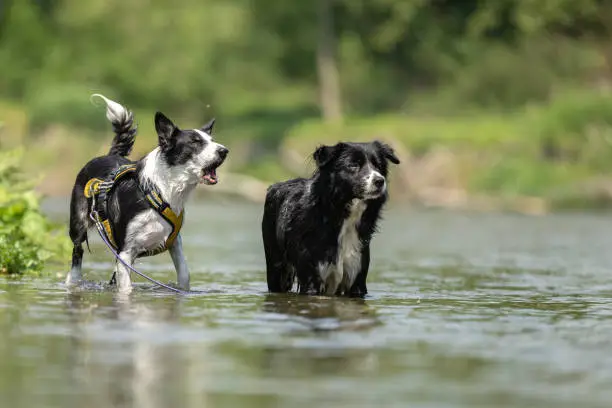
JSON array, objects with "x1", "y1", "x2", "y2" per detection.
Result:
[{"x1": 202, "y1": 168, "x2": 217, "y2": 184}]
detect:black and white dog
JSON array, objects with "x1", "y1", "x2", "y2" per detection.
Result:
[
  {"x1": 262, "y1": 141, "x2": 400, "y2": 297},
  {"x1": 66, "y1": 94, "x2": 229, "y2": 293}
]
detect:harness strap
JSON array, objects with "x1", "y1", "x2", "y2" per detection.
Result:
[
  {"x1": 85, "y1": 164, "x2": 183, "y2": 256},
  {"x1": 142, "y1": 188, "x2": 184, "y2": 256}
]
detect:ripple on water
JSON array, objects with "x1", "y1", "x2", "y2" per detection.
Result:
[{"x1": 2, "y1": 202, "x2": 612, "y2": 408}]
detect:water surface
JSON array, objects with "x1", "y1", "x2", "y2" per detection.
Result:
[{"x1": 1, "y1": 198, "x2": 612, "y2": 408}]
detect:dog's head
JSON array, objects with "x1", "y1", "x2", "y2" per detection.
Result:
[
  {"x1": 313, "y1": 141, "x2": 400, "y2": 200},
  {"x1": 154, "y1": 112, "x2": 229, "y2": 185}
]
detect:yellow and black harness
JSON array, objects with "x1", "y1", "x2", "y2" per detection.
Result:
[{"x1": 84, "y1": 164, "x2": 184, "y2": 257}]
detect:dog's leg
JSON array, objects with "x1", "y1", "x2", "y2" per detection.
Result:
[
  {"x1": 349, "y1": 246, "x2": 370, "y2": 298},
  {"x1": 169, "y1": 234, "x2": 190, "y2": 290},
  {"x1": 66, "y1": 244, "x2": 84, "y2": 285},
  {"x1": 265, "y1": 254, "x2": 290, "y2": 293},
  {"x1": 115, "y1": 250, "x2": 134, "y2": 294},
  {"x1": 262, "y1": 207, "x2": 291, "y2": 292},
  {"x1": 67, "y1": 184, "x2": 90, "y2": 286},
  {"x1": 296, "y1": 261, "x2": 322, "y2": 295}
]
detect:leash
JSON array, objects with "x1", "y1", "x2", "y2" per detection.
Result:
[{"x1": 88, "y1": 208, "x2": 188, "y2": 295}]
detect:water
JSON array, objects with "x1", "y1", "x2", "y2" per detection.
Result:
[{"x1": 2, "y1": 198, "x2": 612, "y2": 408}]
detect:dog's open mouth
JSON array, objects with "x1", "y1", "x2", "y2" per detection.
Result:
[{"x1": 201, "y1": 166, "x2": 219, "y2": 185}]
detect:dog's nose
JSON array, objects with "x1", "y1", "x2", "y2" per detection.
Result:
[
  {"x1": 217, "y1": 146, "x2": 229, "y2": 159},
  {"x1": 373, "y1": 175, "x2": 385, "y2": 189}
]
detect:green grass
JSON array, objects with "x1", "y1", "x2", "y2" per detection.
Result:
[
  {"x1": 234, "y1": 156, "x2": 295, "y2": 183},
  {"x1": 281, "y1": 89, "x2": 612, "y2": 200},
  {"x1": 3, "y1": 88, "x2": 612, "y2": 209},
  {"x1": 284, "y1": 113, "x2": 526, "y2": 154}
]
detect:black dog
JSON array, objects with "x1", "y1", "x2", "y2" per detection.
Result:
[{"x1": 262, "y1": 141, "x2": 400, "y2": 297}]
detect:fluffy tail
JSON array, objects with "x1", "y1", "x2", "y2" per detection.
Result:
[{"x1": 91, "y1": 94, "x2": 137, "y2": 157}]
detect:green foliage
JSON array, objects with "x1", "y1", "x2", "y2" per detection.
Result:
[
  {"x1": 26, "y1": 84, "x2": 108, "y2": 132},
  {"x1": 1, "y1": 0, "x2": 283, "y2": 117},
  {"x1": 235, "y1": 157, "x2": 294, "y2": 183},
  {"x1": 2, "y1": 0, "x2": 611, "y2": 121},
  {"x1": 437, "y1": 39, "x2": 603, "y2": 110},
  {"x1": 283, "y1": 89, "x2": 612, "y2": 198},
  {"x1": 0, "y1": 149, "x2": 71, "y2": 275},
  {"x1": 0, "y1": 1, "x2": 53, "y2": 98},
  {"x1": 469, "y1": 159, "x2": 588, "y2": 197},
  {"x1": 2, "y1": 0, "x2": 612, "y2": 209},
  {"x1": 284, "y1": 112, "x2": 524, "y2": 154},
  {"x1": 534, "y1": 89, "x2": 612, "y2": 167}
]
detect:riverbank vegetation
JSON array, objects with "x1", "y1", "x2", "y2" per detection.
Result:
[
  {"x1": 0, "y1": 149, "x2": 70, "y2": 275},
  {"x1": 2, "y1": 0, "x2": 612, "y2": 210}
]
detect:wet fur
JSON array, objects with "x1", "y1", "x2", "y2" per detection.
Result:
[
  {"x1": 262, "y1": 141, "x2": 400, "y2": 297},
  {"x1": 66, "y1": 95, "x2": 228, "y2": 293}
]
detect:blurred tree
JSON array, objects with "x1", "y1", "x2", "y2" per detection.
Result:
[
  {"x1": 317, "y1": 0, "x2": 342, "y2": 121},
  {"x1": 1, "y1": 0, "x2": 611, "y2": 122},
  {"x1": 0, "y1": 0, "x2": 54, "y2": 97}
]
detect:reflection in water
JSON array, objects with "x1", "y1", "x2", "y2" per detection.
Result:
[
  {"x1": 261, "y1": 293, "x2": 380, "y2": 332},
  {"x1": 3, "y1": 201, "x2": 612, "y2": 408},
  {"x1": 256, "y1": 294, "x2": 383, "y2": 381},
  {"x1": 60, "y1": 292, "x2": 208, "y2": 408}
]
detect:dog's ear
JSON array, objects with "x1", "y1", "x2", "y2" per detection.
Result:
[
  {"x1": 374, "y1": 141, "x2": 400, "y2": 165},
  {"x1": 155, "y1": 112, "x2": 177, "y2": 150},
  {"x1": 200, "y1": 118, "x2": 215, "y2": 135},
  {"x1": 313, "y1": 143, "x2": 345, "y2": 168}
]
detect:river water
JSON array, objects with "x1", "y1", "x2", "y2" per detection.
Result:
[{"x1": 1, "y1": 198, "x2": 612, "y2": 408}]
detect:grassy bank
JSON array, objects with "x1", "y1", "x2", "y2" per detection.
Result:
[
  {"x1": 280, "y1": 89, "x2": 612, "y2": 211},
  {"x1": 3, "y1": 89, "x2": 612, "y2": 211}
]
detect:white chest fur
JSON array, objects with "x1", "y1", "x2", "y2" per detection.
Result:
[
  {"x1": 124, "y1": 209, "x2": 173, "y2": 255},
  {"x1": 319, "y1": 199, "x2": 366, "y2": 294}
]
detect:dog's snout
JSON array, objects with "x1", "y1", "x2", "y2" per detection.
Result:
[
  {"x1": 373, "y1": 175, "x2": 385, "y2": 189},
  {"x1": 217, "y1": 146, "x2": 229, "y2": 160}
]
